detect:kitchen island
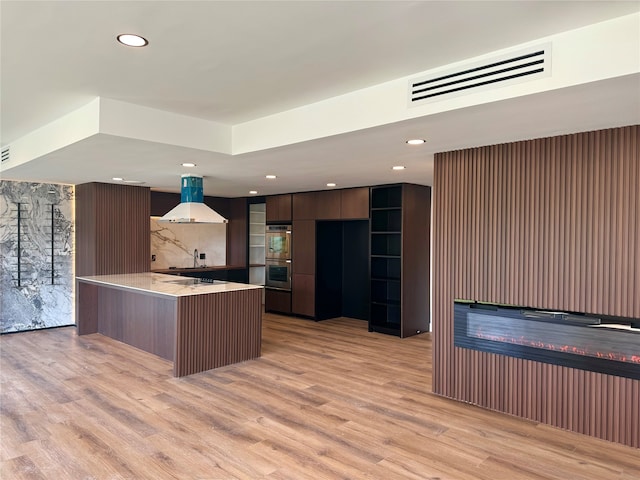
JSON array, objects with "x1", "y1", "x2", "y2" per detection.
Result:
[{"x1": 76, "y1": 273, "x2": 263, "y2": 376}]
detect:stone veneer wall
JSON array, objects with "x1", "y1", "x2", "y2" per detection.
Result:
[
  {"x1": 0, "y1": 180, "x2": 74, "y2": 333},
  {"x1": 150, "y1": 217, "x2": 226, "y2": 269}
]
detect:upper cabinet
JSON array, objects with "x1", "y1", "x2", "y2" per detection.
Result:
[
  {"x1": 292, "y1": 192, "x2": 317, "y2": 220},
  {"x1": 316, "y1": 190, "x2": 342, "y2": 219},
  {"x1": 340, "y1": 187, "x2": 369, "y2": 219},
  {"x1": 266, "y1": 194, "x2": 292, "y2": 223},
  {"x1": 293, "y1": 190, "x2": 341, "y2": 220},
  {"x1": 291, "y1": 187, "x2": 369, "y2": 220}
]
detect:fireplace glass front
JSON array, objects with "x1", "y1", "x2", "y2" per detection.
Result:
[{"x1": 454, "y1": 301, "x2": 640, "y2": 380}]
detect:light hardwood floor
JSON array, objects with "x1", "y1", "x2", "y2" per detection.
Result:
[{"x1": 2, "y1": 314, "x2": 639, "y2": 479}]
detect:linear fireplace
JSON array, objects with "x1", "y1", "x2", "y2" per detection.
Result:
[{"x1": 454, "y1": 301, "x2": 640, "y2": 380}]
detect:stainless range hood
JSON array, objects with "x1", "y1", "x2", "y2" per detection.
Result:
[{"x1": 158, "y1": 174, "x2": 228, "y2": 224}]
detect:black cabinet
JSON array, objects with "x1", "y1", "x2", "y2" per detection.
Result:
[
  {"x1": 369, "y1": 184, "x2": 431, "y2": 337},
  {"x1": 315, "y1": 220, "x2": 369, "y2": 321}
]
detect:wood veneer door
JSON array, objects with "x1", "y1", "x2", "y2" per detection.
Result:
[
  {"x1": 292, "y1": 192, "x2": 317, "y2": 220},
  {"x1": 341, "y1": 187, "x2": 370, "y2": 219},
  {"x1": 292, "y1": 273, "x2": 315, "y2": 317},
  {"x1": 292, "y1": 220, "x2": 315, "y2": 275},
  {"x1": 265, "y1": 289, "x2": 291, "y2": 314},
  {"x1": 316, "y1": 190, "x2": 341, "y2": 219},
  {"x1": 227, "y1": 197, "x2": 248, "y2": 266},
  {"x1": 266, "y1": 194, "x2": 292, "y2": 223}
]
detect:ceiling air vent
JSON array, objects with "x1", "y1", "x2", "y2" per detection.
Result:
[
  {"x1": 409, "y1": 43, "x2": 551, "y2": 105},
  {"x1": 1, "y1": 146, "x2": 9, "y2": 163}
]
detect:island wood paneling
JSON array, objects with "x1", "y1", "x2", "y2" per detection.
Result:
[
  {"x1": 432, "y1": 125, "x2": 639, "y2": 447},
  {"x1": 175, "y1": 288, "x2": 262, "y2": 377},
  {"x1": 75, "y1": 182, "x2": 150, "y2": 276},
  {"x1": 75, "y1": 281, "x2": 99, "y2": 335},
  {"x1": 97, "y1": 287, "x2": 177, "y2": 361}
]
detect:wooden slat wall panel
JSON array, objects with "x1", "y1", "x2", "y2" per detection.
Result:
[
  {"x1": 433, "y1": 125, "x2": 639, "y2": 447},
  {"x1": 174, "y1": 289, "x2": 262, "y2": 377},
  {"x1": 75, "y1": 182, "x2": 150, "y2": 276}
]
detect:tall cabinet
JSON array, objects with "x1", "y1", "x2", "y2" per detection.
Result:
[{"x1": 369, "y1": 184, "x2": 431, "y2": 337}]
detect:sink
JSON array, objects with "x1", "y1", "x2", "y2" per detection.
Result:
[
  {"x1": 164, "y1": 278, "x2": 201, "y2": 285},
  {"x1": 164, "y1": 278, "x2": 227, "y2": 286}
]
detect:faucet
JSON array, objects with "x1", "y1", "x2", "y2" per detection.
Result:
[{"x1": 193, "y1": 249, "x2": 199, "y2": 268}]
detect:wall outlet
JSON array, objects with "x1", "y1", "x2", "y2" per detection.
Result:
[{"x1": 199, "y1": 253, "x2": 206, "y2": 260}]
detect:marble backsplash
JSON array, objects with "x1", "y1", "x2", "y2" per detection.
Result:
[
  {"x1": 150, "y1": 217, "x2": 226, "y2": 269},
  {"x1": 0, "y1": 180, "x2": 74, "y2": 333}
]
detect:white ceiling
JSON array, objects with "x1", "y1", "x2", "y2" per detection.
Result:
[{"x1": 1, "y1": 1, "x2": 639, "y2": 197}]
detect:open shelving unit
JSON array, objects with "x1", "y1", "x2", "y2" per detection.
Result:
[
  {"x1": 369, "y1": 184, "x2": 431, "y2": 337},
  {"x1": 370, "y1": 185, "x2": 403, "y2": 334},
  {"x1": 248, "y1": 203, "x2": 266, "y2": 294}
]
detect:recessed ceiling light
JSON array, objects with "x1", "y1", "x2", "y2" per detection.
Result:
[
  {"x1": 181, "y1": 162, "x2": 196, "y2": 168},
  {"x1": 327, "y1": 183, "x2": 337, "y2": 187},
  {"x1": 112, "y1": 177, "x2": 123, "y2": 181},
  {"x1": 406, "y1": 139, "x2": 426, "y2": 145},
  {"x1": 117, "y1": 34, "x2": 148, "y2": 47},
  {"x1": 123, "y1": 179, "x2": 146, "y2": 185},
  {"x1": 265, "y1": 175, "x2": 277, "y2": 179},
  {"x1": 392, "y1": 166, "x2": 406, "y2": 170},
  {"x1": 249, "y1": 190, "x2": 259, "y2": 195}
]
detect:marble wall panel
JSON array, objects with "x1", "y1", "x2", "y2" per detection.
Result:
[
  {"x1": 0, "y1": 180, "x2": 74, "y2": 333},
  {"x1": 150, "y1": 217, "x2": 226, "y2": 269}
]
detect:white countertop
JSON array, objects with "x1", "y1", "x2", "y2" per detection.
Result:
[{"x1": 76, "y1": 272, "x2": 263, "y2": 298}]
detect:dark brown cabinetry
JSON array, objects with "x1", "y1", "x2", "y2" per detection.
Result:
[
  {"x1": 292, "y1": 188, "x2": 368, "y2": 221},
  {"x1": 316, "y1": 190, "x2": 342, "y2": 219},
  {"x1": 341, "y1": 187, "x2": 369, "y2": 219},
  {"x1": 369, "y1": 184, "x2": 431, "y2": 337},
  {"x1": 266, "y1": 194, "x2": 292, "y2": 223},
  {"x1": 292, "y1": 190, "x2": 341, "y2": 219},
  {"x1": 291, "y1": 220, "x2": 316, "y2": 316},
  {"x1": 265, "y1": 289, "x2": 291, "y2": 314},
  {"x1": 291, "y1": 274, "x2": 315, "y2": 317},
  {"x1": 292, "y1": 220, "x2": 316, "y2": 275},
  {"x1": 292, "y1": 192, "x2": 317, "y2": 220},
  {"x1": 289, "y1": 188, "x2": 369, "y2": 319},
  {"x1": 227, "y1": 197, "x2": 248, "y2": 267}
]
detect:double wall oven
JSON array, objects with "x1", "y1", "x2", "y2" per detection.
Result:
[{"x1": 265, "y1": 224, "x2": 292, "y2": 291}]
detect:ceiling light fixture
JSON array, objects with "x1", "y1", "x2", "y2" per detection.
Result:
[
  {"x1": 112, "y1": 177, "x2": 123, "y2": 181},
  {"x1": 116, "y1": 34, "x2": 148, "y2": 47},
  {"x1": 392, "y1": 166, "x2": 406, "y2": 170},
  {"x1": 249, "y1": 190, "x2": 258, "y2": 195},
  {"x1": 265, "y1": 175, "x2": 277, "y2": 179},
  {"x1": 181, "y1": 162, "x2": 196, "y2": 168},
  {"x1": 123, "y1": 179, "x2": 146, "y2": 185},
  {"x1": 327, "y1": 183, "x2": 337, "y2": 187},
  {"x1": 406, "y1": 139, "x2": 426, "y2": 145}
]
